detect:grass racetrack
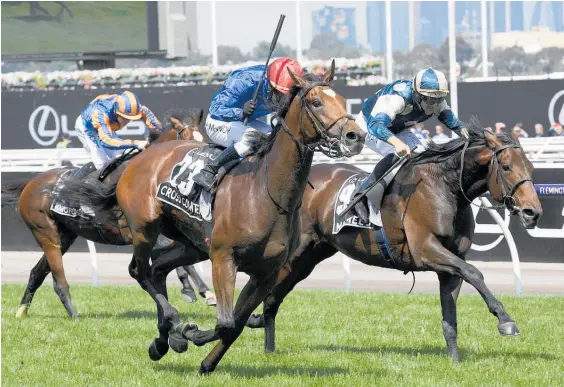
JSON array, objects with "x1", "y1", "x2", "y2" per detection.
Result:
[{"x1": 2, "y1": 285, "x2": 563, "y2": 386}]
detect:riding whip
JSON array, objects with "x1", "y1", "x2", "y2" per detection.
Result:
[
  {"x1": 340, "y1": 155, "x2": 408, "y2": 216},
  {"x1": 244, "y1": 14, "x2": 286, "y2": 126}
]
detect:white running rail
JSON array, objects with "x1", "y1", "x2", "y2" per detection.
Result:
[{"x1": 2, "y1": 137, "x2": 564, "y2": 172}]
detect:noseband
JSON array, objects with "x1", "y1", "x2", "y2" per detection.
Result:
[{"x1": 459, "y1": 140, "x2": 533, "y2": 211}]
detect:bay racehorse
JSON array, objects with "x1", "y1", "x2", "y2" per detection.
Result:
[
  {"x1": 60, "y1": 63, "x2": 366, "y2": 374},
  {"x1": 1, "y1": 109, "x2": 215, "y2": 319},
  {"x1": 246, "y1": 120, "x2": 542, "y2": 362}
]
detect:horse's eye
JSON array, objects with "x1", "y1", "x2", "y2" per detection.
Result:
[
  {"x1": 312, "y1": 99, "x2": 322, "y2": 108},
  {"x1": 502, "y1": 164, "x2": 511, "y2": 171}
]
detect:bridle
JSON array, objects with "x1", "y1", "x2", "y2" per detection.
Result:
[
  {"x1": 459, "y1": 139, "x2": 533, "y2": 211},
  {"x1": 265, "y1": 81, "x2": 353, "y2": 214}
]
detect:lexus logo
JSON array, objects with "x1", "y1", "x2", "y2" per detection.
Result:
[
  {"x1": 548, "y1": 89, "x2": 564, "y2": 125},
  {"x1": 28, "y1": 105, "x2": 64, "y2": 146}
]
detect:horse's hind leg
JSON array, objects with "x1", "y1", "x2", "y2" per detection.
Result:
[
  {"x1": 16, "y1": 254, "x2": 51, "y2": 318},
  {"x1": 423, "y1": 236, "x2": 519, "y2": 336},
  {"x1": 185, "y1": 265, "x2": 217, "y2": 306},
  {"x1": 177, "y1": 266, "x2": 197, "y2": 303},
  {"x1": 28, "y1": 224, "x2": 78, "y2": 319},
  {"x1": 438, "y1": 273, "x2": 463, "y2": 362}
]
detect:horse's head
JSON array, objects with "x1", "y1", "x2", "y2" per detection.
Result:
[
  {"x1": 149, "y1": 109, "x2": 204, "y2": 144},
  {"x1": 285, "y1": 60, "x2": 365, "y2": 157},
  {"x1": 168, "y1": 108, "x2": 204, "y2": 141},
  {"x1": 480, "y1": 128, "x2": 542, "y2": 228}
]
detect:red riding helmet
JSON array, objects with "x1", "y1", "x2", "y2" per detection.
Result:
[{"x1": 268, "y1": 58, "x2": 304, "y2": 94}]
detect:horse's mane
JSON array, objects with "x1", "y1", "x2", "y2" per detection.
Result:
[
  {"x1": 410, "y1": 116, "x2": 516, "y2": 170},
  {"x1": 148, "y1": 108, "x2": 203, "y2": 143},
  {"x1": 251, "y1": 72, "x2": 326, "y2": 158}
]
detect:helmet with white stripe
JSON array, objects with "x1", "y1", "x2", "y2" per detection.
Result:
[{"x1": 413, "y1": 68, "x2": 449, "y2": 99}]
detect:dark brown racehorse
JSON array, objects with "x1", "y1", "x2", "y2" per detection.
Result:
[
  {"x1": 62, "y1": 64, "x2": 366, "y2": 374},
  {"x1": 1, "y1": 109, "x2": 210, "y2": 319},
  {"x1": 246, "y1": 120, "x2": 542, "y2": 362}
]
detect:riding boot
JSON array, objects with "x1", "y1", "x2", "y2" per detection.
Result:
[
  {"x1": 351, "y1": 153, "x2": 399, "y2": 224},
  {"x1": 192, "y1": 145, "x2": 241, "y2": 191}
]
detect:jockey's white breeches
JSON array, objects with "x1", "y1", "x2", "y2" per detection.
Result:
[{"x1": 204, "y1": 115, "x2": 272, "y2": 157}]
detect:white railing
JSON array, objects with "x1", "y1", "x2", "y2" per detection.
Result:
[
  {"x1": 2, "y1": 139, "x2": 563, "y2": 296},
  {"x1": 2, "y1": 137, "x2": 564, "y2": 173}
]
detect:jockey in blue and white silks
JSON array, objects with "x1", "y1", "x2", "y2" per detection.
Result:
[
  {"x1": 351, "y1": 68, "x2": 468, "y2": 223},
  {"x1": 357, "y1": 67, "x2": 467, "y2": 157}
]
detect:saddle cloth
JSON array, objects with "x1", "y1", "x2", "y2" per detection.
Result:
[
  {"x1": 333, "y1": 173, "x2": 382, "y2": 234},
  {"x1": 155, "y1": 145, "x2": 224, "y2": 223},
  {"x1": 50, "y1": 168, "x2": 93, "y2": 219}
]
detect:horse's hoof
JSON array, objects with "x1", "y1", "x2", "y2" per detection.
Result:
[
  {"x1": 15, "y1": 305, "x2": 29, "y2": 319},
  {"x1": 206, "y1": 297, "x2": 217, "y2": 307},
  {"x1": 199, "y1": 362, "x2": 214, "y2": 376},
  {"x1": 169, "y1": 331, "x2": 189, "y2": 353},
  {"x1": 246, "y1": 314, "x2": 265, "y2": 328},
  {"x1": 498, "y1": 321, "x2": 520, "y2": 336},
  {"x1": 148, "y1": 340, "x2": 169, "y2": 361},
  {"x1": 181, "y1": 291, "x2": 197, "y2": 303}
]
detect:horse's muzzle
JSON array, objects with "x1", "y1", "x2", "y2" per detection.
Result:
[
  {"x1": 340, "y1": 129, "x2": 365, "y2": 157},
  {"x1": 518, "y1": 206, "x2": 542, "y2": 229}
]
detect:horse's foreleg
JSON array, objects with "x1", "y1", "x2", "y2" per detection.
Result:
[
  {"x1": 424, "y1": 236, "x2": 519, "y2": 336},
  {"x1": 199, "y1": 274, "x2": 278, "y2": 375},
  {"x1": 438, "y1": 272, "x2": 463, "y2": 362},
  {"x1": 187, "y1": 252, "x2": 236, "y2": 347},
  {"x1": 16, "y1": 254, "x2": 51, "y2": 318}
]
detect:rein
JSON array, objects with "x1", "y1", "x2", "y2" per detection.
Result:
[
  {"x1": 458, "y1": 140, "x2": 532, "y2": 211},
  {"x1": 263, "y1": 81, "x2": 349, "y2": 214}
]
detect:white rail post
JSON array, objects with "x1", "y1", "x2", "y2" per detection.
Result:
[
  {"x1": 87, "y1": 240, "x2": 99, "y2": 286},
  {"x1": 479, "y1": 197, "x2": 523, "y2": 297}
]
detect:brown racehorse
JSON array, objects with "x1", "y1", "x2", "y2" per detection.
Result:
[
  {"x1": 246, "y1": 120, "x2": 542, "y2": 362},
  {"x1": 1, "y1": 109, "x2": 212, "y2": 319},
  {"x1": 62, "y1": 64, "x2": 366, "y2": 374}
]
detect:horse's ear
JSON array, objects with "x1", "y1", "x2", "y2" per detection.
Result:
[
  {"x1": 195, "y1": 109, "x2": 204, "y2": 126},
  {"x1": 483, "y1": 127, "x2": 499, "y2": 148},
  {"x1": 287, "y1": 67, "x2": 308, "y2": 89},
  {"x1": 168, "y1": 117, "x2": 182, "y2": 129},
  {"x1": 323, "y1": 59, "x2": 336, "y2": 83}
]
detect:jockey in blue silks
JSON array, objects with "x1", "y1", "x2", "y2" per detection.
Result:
[
  {"x1": 192, "y1": 58, "x2": 304, "y2": 190},
  {"x1": 352, "y1": 68, "x2": 469, "y2": 223}
]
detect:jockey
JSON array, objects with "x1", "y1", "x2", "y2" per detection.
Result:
[
  {"x1": 73, "y1": 91, "x2": 164, "y2": 178},
  {"x1": 191, "y1": 57, "x2": 304, "y2": 191},
  {"x1": 351, "y1": 68, "x2": 468, "y2": 223}
]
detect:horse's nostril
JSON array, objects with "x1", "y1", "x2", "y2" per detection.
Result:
[
  {"x1": 522, "y1": 209, "x2": 536, "y2": 219},
  {"x1": 345, "y1": 131, "x2": 359, "y2": 141}
]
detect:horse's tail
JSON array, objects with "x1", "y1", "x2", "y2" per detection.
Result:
[
  {"x1": 56, "y1": 177, "x2": 118, "y2": 211},
  {"x1": 1, "y1": 178, "x2": 32, "y2": 207}
]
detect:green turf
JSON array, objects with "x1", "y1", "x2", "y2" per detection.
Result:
[{"x1": 2, "y1": 284, "x2": 563, "y2": 386}]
